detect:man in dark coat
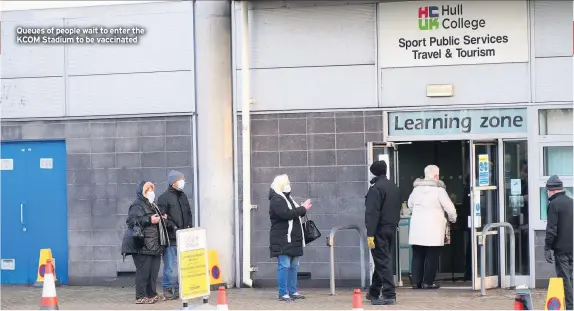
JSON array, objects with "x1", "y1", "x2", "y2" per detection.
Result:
[
  {"x1": 157, "y1": 170, "x2": 193, "y2": 300},
  {"x1": 364, "y1": 160, "x2": 401, "y2": 305},
  {"x1": 121, "y1": 181, "x2": 169, "y2": 303},
  {"x1": 544, "y1": 175, "x2": 573, "y2": 310}
]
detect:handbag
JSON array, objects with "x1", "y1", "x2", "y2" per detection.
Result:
[
  {"x1": 302, "y1": 215, "x2": 321, "y2": 244},
  {"x1": 132, "y1": 219, "x2": 145, "y2": 248},
  {"x1": 443, "y1": 211, "x2": 452, "y2": 245}
]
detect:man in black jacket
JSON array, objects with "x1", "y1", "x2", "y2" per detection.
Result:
[
  {"x1": 364, "y1": 160, "x2": 401, "y2": 306},
  {"x1": 157, "y1": 170, "x2": 193, "y2": 300},
  {"x1": 544, "y1": 175, "x2": 573, "y2": 310}
]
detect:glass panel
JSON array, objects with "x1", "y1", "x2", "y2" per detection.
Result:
[
  {"x1": 474, "y1": 144, "x2": 498, "y2": 188},
  {"x1": 371, "y1": 146, "x2": 396, "y2": 183},
  {"x1": 543, "y1": 146, "x2": 574, "y2": 176},
  {"x1": 503, "y1": 140, "x2": 529, "y2": 275},
  {"x1": 539, "y1": 108, "x2": 574, "y2": 135},
  {"x1": 473, "y1": 143, "x2": 499, "y2": 278},
  {"x1": 540, "y1": 187, "x2": 574, "y2": 220}
]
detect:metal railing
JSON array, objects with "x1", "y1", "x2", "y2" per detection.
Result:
[
  {"x1": 326, "y1": 225, "x2": 368, "y2": 296},
  {"x1": 479, "y1": 222, "x2": 516, "y2": 296}
]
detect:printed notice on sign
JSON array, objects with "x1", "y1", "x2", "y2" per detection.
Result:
[
  {"x1": 177, "y1": 228, "x2": 210, "y2": 301},
  {"x1": 378, "y1": 1, "x2": 529, "y2": 67}
]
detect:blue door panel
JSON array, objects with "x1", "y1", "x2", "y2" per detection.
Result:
[
  {"x1": 1, "y1": 140, "x2": 68, "y2": 285},
  {"x1": 1, "y1": 143, "x2": 29, "y2": 284}
]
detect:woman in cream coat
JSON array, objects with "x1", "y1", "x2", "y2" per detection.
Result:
[{"x1": 408, "y1": 165, "x2": 457, "y2": 290}]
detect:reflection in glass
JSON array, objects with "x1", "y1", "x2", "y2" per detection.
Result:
[
  {"x1": 503, "y1": 140, "x2": 529, "y2": 275},
  {"x1": 539, "y1": 108, "x2": 573, "y2": 135},
  {"x1": 540, "y1": 187, "x2": 574, "y2": 220},
  {"x1": 543, "y1": 146, "x2": 574, "y2": 177}
]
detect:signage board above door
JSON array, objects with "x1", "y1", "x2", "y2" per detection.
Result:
[
  {"x1": 378, "y1": 1, "x2": 529, "y2": 68},
  {"x1": 388, "y1": 108, "x2": 527, "y2": 136}
]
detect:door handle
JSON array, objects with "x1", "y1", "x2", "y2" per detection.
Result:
[{"x1": 20, "y1": 203, "x2": 24, "y2": 224}]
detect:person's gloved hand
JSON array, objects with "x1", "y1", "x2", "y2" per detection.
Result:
[
  {"x1": 545, "y1": 249, "x2": 554, "y2": 264},
  {"x1": 367, "y1": 237, "x2": 375, "y2": 249}
]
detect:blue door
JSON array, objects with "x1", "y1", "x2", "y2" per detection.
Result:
[{"x1": 1, "y1": 140, "x2": 68, "y2": 284}]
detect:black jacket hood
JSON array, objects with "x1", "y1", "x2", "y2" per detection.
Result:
[{"x1": 136, "y1": 180, "x2": 149, "y2": 200}]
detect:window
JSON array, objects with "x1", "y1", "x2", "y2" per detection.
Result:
[
  {"x1": 539, "y1": 108, "x2": 573, "y2": 135},
  {"x1": 540, "y1": 187, "x2": 574, "y2": 220},
  {"x1": 543, "y1": 146, "x2": 574, "y2": 176}
]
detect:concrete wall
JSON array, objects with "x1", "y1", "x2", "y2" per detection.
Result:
[
  {"x1": 1, "y1": 1, "x2": 195, "y2": 118},
  {"x1": 239, "y1": 111, "x2": 382, "y2": 286},
  {"x1": 0, "y1": 116, "x2": 195, "y2": 284}
]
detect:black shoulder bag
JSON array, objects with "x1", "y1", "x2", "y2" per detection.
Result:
[
  {"x1": 132, "y1": 218, "x2": 145, "y2": 248},
  {"x1": 302, "y1": 215, "x2": 321, "y2": 244}
]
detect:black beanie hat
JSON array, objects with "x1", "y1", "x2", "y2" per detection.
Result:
[{"x1": 370, "y1": 160, "x2": 387, "y2": 177}]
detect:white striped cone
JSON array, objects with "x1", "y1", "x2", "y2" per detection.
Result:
[{"x1": 40, "y1": 261, "x2": 59, "y2": 310}]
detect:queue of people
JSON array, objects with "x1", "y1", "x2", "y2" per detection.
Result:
[
  {"x1": 120, "y1": 170, "x2": 192, "y2": 304},
  {"x1": 118, "y1": 163, "x2": 573, "y2": 307}
]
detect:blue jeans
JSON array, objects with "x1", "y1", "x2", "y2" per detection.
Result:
[
  {"x1": 162, "y1": 246, "x2": 178, "y2": 291},
  {"x1": 277, "y1": 255, "x2": 299, "y2": 297}
]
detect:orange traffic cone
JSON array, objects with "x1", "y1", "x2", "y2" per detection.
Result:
[
  {"x1": 40, "y1": 259, "x2": 59, "y2": 310},
  {"x1": 514, "y1": 295, "x2": 525, "y2": 310},
  {"x1": 216, "y1": 286, "x2": 228, "y2": 310},
  {"x1": 352, "y1": 289, "x2": 364, "y2": 311}
]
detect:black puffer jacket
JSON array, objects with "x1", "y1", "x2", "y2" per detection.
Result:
[
  {"x1": 157, "y1": 187, "x2": 193, "y2": 244},
  {"x1": 121, "y1": 181, "x2": 169, "y2": 257},
  {"x1": 269, "y1": 189, "x2": 307, "y2": 258}
]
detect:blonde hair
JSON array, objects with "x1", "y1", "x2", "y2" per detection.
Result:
[
  {"x1": 424, "y1": 165, "x2": 440, "y2": 180},
  {"x1": 271, "y1": 174, "x2": 290, "y2": 193}
]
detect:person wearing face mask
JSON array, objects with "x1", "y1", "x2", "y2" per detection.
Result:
[
  {"x1": 121, "y1": 181, "x2": 169, "y2": 304},
  {"x1": 157, "y1": 170, "x2": 193, "y2": 300},
  {"x1": 544, "y1": 175, "x2": 573, "y2": 310},
  {"x1": 268, "y1": 174, "x2": 312, "y2": 302}
]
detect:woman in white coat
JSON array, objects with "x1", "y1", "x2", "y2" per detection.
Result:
[{"x1": 408, "y1": 165, "x2": 457, "y2": 290}]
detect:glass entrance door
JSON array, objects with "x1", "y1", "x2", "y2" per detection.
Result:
[
  {"x1": 469, "y1": 140, "x2": 500, "y2": 290},
  {"x1": 367, "y1": 142, "x2": 402, "y2": 287}
]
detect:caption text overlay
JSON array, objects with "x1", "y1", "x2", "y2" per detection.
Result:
[{"x1": 16, "y1": 26, "x2": 146, "y2": 44}]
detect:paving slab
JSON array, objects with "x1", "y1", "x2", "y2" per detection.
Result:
[{"x1": 1, "y1": 285, "x2": 548, "y2": 310}]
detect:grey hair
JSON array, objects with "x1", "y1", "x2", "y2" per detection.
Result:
[{"x1": 424, "y1": 165, "x2": 440, "y2": 180}]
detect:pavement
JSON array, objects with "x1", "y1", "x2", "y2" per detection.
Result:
[{"x1": 1, "y1": 285, "x2": 548, "y2": 310}]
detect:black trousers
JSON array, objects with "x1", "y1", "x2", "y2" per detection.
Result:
[
  {"x1": 133, "y1": 254, "x2": 162, "y2": 299},
  {"x1": 411, "y1": 245, "x2": 440, "y2": 286},
  {"x1": 369, "y1": 226, "x2": 396, "y2": 300},
  {"x1": 555, "y1": 254, "x2": 573, "y2": 310}
]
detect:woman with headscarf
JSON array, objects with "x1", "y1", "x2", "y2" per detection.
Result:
[
  {"x1": 121, "y1": 181, "x2": 170, "y2": 304},
  {"x1": 268, "y1": 174, "x2": 312, "y2": 301},
  {"x1": 408, "y1": 165, "x2": 457, "y2": 290}
]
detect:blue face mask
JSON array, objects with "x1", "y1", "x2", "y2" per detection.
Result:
[{"x1": 146, "y1": 191, "x2": 155, "y2": 202}]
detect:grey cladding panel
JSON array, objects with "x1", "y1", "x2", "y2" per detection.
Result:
[
  {"x1": 381, "y1": 63, "x2": 530, "y2": 107},
  {"x1": 534, "y1": 0, "x2": 573, "y2": 57}
]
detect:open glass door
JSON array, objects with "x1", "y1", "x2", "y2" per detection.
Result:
[
  {"x1": 366, "y1": 142, "x2": 402, "y2": 286},
  {"x1": 469, "y1": 140, "x2": 500, "y2": 290}
]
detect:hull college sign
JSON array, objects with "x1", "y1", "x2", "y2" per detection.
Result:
[{"x1": 378, "y1": 1, "x2": 529, "y2": 67}]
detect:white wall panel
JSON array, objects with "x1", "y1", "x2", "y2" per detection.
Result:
[
  {"x1": 381, "y1": 63, "x2": 529, "y2": 108},
  {"x1": 535, "y1": 57, "x2": 573, "y2": 103},
  {"x1": 0, "y1": 78, "x2": 65, "y2": 118},
  {"x1": 66, "y1": 11, "x2": 193, "y2": 75},
  {"x1": 235, "y1": 4, "x2": 376, "y2": 68},
  {"x1": 534, "y1": 0, "x2": 573, "y2": 57},
  {"x1": 1, "y1": 19, "x2": 65, "y2": 78},
  {"x1": 237, "y1": 65, "x2": 376, "y2": 111},
  {"x1": 68, "y1": 71, "x2": 194, "y2": 116}
]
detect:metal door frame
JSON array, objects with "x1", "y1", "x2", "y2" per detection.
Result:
[
  {"x1": 469, "y1": 139, "x2": 503, "y2": 290},
  {"x1": 499, "y1": 138, "x2": 532, "y2": 288}
]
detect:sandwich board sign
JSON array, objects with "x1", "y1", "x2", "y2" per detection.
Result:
[{"x1": 177, "y1": 228, "x2": 210, "y2": 301}]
